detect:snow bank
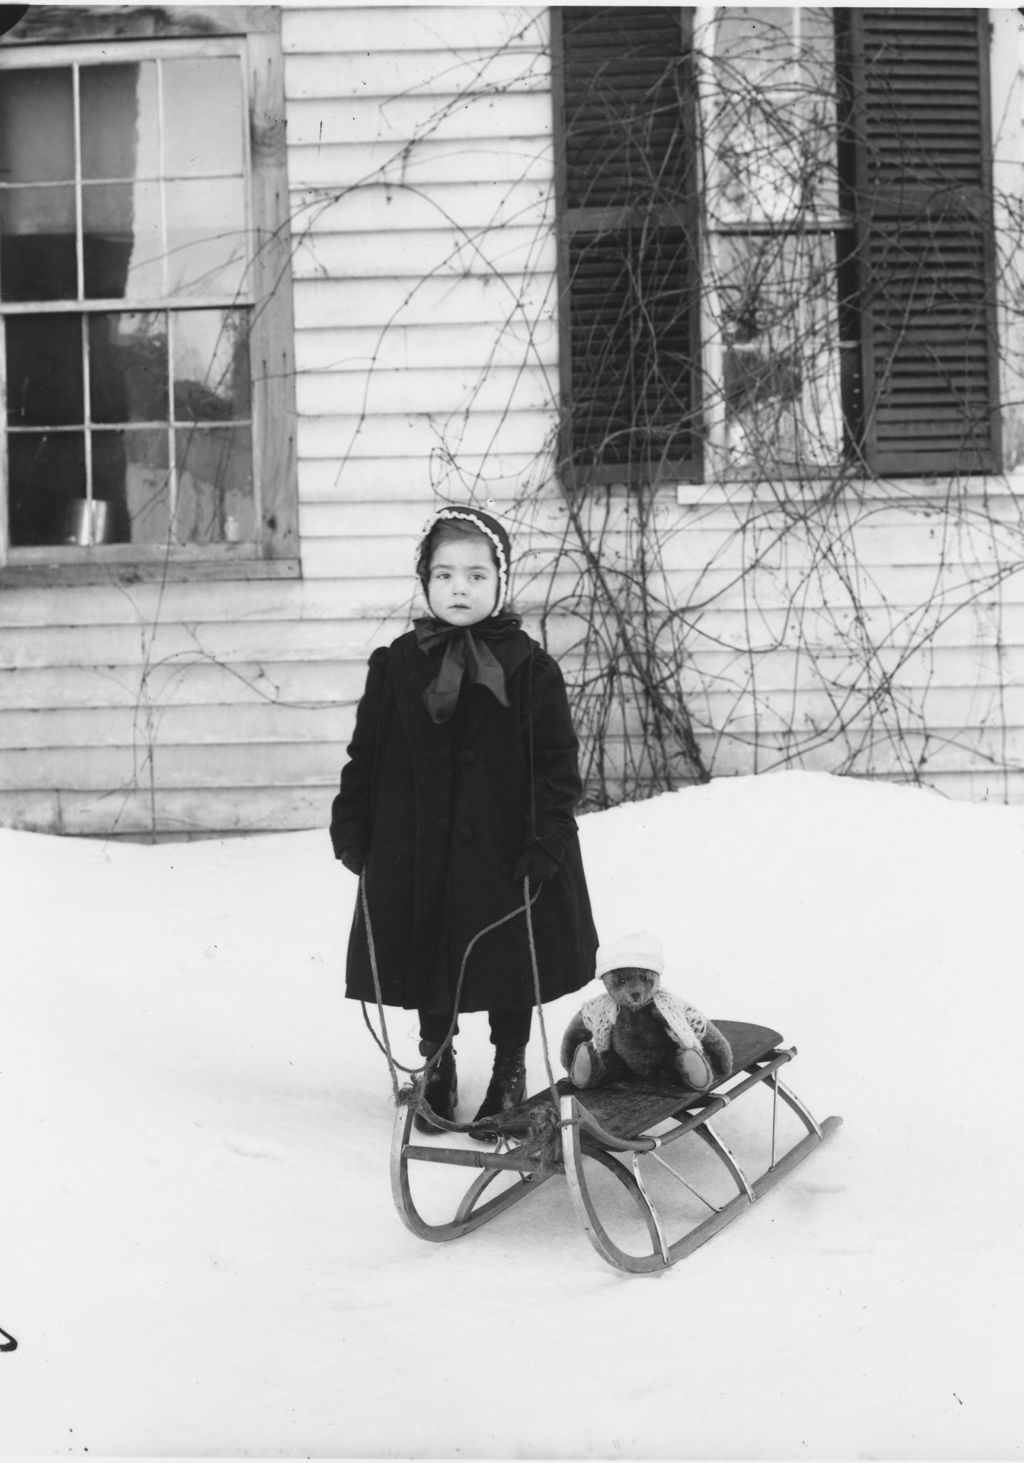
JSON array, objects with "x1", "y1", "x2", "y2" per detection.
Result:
[{"x1": 3, "y1": 771, "x2": 1023, "y2": 1459}]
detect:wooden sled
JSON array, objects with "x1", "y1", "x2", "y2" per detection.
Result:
[{"x1": 391, "y1": 1020, "x2": 842, "y2": 1274}]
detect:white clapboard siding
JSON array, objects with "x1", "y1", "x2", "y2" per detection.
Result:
[
  {"x1": 288, "y1": 94, "x2": 552, "y2": 147},
  {"x1": 0, "y1": 704, "x2": 353, "y2": 751},
  {"x1": 298, "y1": 454, "x2": 542, "y2": 500},
  {"x1": 10, "y1": 622, "x2": 1018, "y2": 691},
  {"x1": 0, "y1": 576, "x2": 418, "y2": 628},
  {"x1": 283, "y1": 47, "x2": 549, "y2": 102},
  {"x1": 575, "y1": 643, "x2": 1024, "y2": 695},
  {"x1": 57, "y1": 591, "x2": 1003, "y2": 667},
  {"x1": 293, "y1": 273, "x2": 552, "y2": 330},
  {"x1": 298, "y1": 461, "x2": 547, "y2": 504},
  {"x1": 290, "y1": 182, "x2": 553, "y2": 235},
  {"x1": 517, "y1": 561, "x2": 1024, "y2": 621},
  {"x1": 0, "y1": 661, "x2": 367, "y2": 712},
  {"x1": 289, "y1": 138, "x2": 552, "y2": 191},
  {"x1": 295, "y1": 363, "x2": 556, "y2": 418},
  {"x1": 294, "y1": 322, "x2": 558, "y2": 376},
  {"x1": 3, "y1": 557, "x2": 1018, "y2": 629},
  {"x1": 640, "y1": 561, "x2": 1024, "y2": 618},
  {"x1": 535, "y1": 601, "x2": 1024, "y2": 658},
  {"x1": 3, "y1": 620, "x2": 409, "y2": 670},
  {"x1": 559, "y1": 682, "x2": 1024, "y2": 742},
  {"x1": 948, "y1": 770, "x2": 1024, "y2": 801},
  {"x1": 0, "y1": 743, "x2": 346, "y2": 792},
  {"x1": 569, "y1": 762, "x2": 1024, "y2": 812},
  {"x1": 292, "y1": 227, "x2": 557, "y2": 281},
  {"x1": 281, "y1": 8, "x2": 548, "y2": 56},
  {"x1": 11, "y1": 684, "x2": 1021, "y2": 756},
  {"x1": 299, "y1": 497, "x2": 521, "y2": 537},
  {"x1": 573, "y1": 732, "x2": 1024, "y2": 789},
  {"x1": 700, "y1": 724, "x2": 1024, "y2": 775},
  {"x1": 0, "y1": 786, "x2": 340, "y2": 838},
  {"x1": 297, "y1": 496, "x2": 1024, "y2": 570},
  {"x1": 298, "y1": 406, "x2": 554, "y2": 456},
  {"x1": 621, "y1": 522, "x2": 1024, "y2": 577},
  {"x1": 318, "y1": 489, "x2": 1024, "y2": 547}
]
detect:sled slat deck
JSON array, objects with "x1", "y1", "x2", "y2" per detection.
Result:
[
  {"x1": 493, "y1": 1021, "x2": 786, "y2": 1141},
  {"x1": 390, "y1": 1019, "x2": 842, "y2": 1273}
]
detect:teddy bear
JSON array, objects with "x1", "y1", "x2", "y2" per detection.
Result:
[{"x1": 560, "y1": 930, "x2": 734, "y2": 1092}]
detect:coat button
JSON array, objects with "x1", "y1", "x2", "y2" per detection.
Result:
[
  {"x1": 437, "y1": 816, "x2": 451, "y2": 832},
  {"x1": 457, "y1": 826, "x2": 473, "y2": 843}
]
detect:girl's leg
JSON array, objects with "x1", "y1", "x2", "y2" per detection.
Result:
[
  {"x1": 415, "y1": 1008, "x2": 459, "y2": 1132},
  {"x1": 487, "y1": 1008, "x2": 532, "y2": 1049},
  {"x1": 418, "y1": 1008, "x2": 459, "y2": 1045},
  {"x1": 472, "y1": 1008, "x2": 531, "y2": 1133}
]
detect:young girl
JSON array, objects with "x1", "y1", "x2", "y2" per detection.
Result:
[{"x1": 331, "y1": 506, "x2": 599, "y2": 1133}]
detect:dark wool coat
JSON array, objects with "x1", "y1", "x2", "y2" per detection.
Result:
[{"x1": 330, "y1": 627, "x2": 599, "y2": 1014}]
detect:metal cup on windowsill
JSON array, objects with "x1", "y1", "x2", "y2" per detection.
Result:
[{"x1": 63, "y1": 498, "x2": 114, "y2": 546}]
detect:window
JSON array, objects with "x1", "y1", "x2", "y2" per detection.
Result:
[
  {"x1": 553, "y1": 7, "x2": 999, "y2": 487},
  {"x1": 0, "y1": 7, "x2": 297, "y2": 583}
]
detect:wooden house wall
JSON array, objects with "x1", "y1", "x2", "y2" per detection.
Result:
[
  {"x1": 2, "y1": 6, "x2": 1024, "y2": 837},
  {"x1": 0, "y1": 6, "x2": 555, "y2": 839}
]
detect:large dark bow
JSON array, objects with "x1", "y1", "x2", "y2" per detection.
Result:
[{"x1": 414, "y1": 614, "x2": 521, "y2": 724}]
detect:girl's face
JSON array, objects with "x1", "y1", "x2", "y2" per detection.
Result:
[{"x1": 427, "y1": 534, "x2": 499, "y2": 626}]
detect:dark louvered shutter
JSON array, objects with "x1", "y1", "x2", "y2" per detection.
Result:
[
  {"x1": 553, "y1": 7, "x2": 701, "y2": 486},
  {"x1": 851, "y1": 9, "x2": 999, "y2": 475}
]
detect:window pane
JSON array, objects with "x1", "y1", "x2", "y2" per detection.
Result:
[
  {"x1": 714, "y1": 7, "x2": 799, "y2": 87},
  {"x1": 172, "y1": 309, "x2": 251, "y2": 423},
  {"x1": 711, "y1": 105, "x2": 838, "y2": 224},
  {"x1": 0, "y1": 68, "x2": 74, "y2": 183},
  {"x1": 175, "y1": 425, "x2": 254, "y2": 543},
  {"x1": 83, "y1": 181, "x2": 165, "y2": 299},
  {"x1": 80, "y1": 62, "x2": 160, "y2": 181},
  {"x1": 713, "y1": 7, "x2": 833, "y2": 91},
  {"x1": 162, "y1": 58, "x2": 244, "y2": 177},
  {"x1": 0, "y1": 185, "x2": 77, "y2": 301},
  {"x1": 94, "y1": 427, "x2": 170, "y2": 543},
  {"x1": 164, "y1": 179, "x2": 247, "y2": 297},
  {"x1": 89, "y1": 312, "x2": 169, "y2": 424},
  {"x1": 6, "y1": 314, "x2": 83, "y2": 425},
  {"x1": 8, "y1": 431, "x2": 86, "y2": 546},
  {"x1": 716, "y1": 232, "x2": 842, "y2": 476},
  {"x1": 709, "y1": 6, "x2": 837, "y2": 225}
]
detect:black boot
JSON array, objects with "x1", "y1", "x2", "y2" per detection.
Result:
[
  {"x1": 414, "y1": 1039, "x2": 457, "y2": 1133},
  {"x1": 472, "y1": 1044, "x2": 527, "y2": 1137}
]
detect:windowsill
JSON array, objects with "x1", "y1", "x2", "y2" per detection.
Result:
[
  {"x1": 0, "y1": 554, "x2": 301, "y2": 588},
  {"x1": 675, "y1": 472, "x2": 1024, "y2": 506}
]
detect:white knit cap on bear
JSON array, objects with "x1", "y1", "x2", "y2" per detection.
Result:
[{"x1": 594, "y1": 930, "x2": 665, "y2": 979}]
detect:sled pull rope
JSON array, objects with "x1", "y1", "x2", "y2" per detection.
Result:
[
  {"x1": 520, "y1": 642, "x2": 561, "y2": 1109},
  {"x1": 358, "y1": 870, "x2": 403, "y2": 1102},
  {"x1": 521, "y1": 873, "x2": 560, "y2": 1107}
]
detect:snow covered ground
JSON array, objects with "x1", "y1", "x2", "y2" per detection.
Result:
[{"x1": 3, "y1": 769, "x2": 1023, "y2": 1460}]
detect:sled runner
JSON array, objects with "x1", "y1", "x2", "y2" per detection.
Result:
[{"x1": 391, "y1": 1020, "x2": 842, "y2": 1274}]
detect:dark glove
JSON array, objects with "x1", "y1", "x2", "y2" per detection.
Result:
[
  {"x1": 512, "y1": 846, "x2": 560, "y2": 886},
  {"x1": 339, "y1": 848, "x2": 366, "y2": 876}
]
